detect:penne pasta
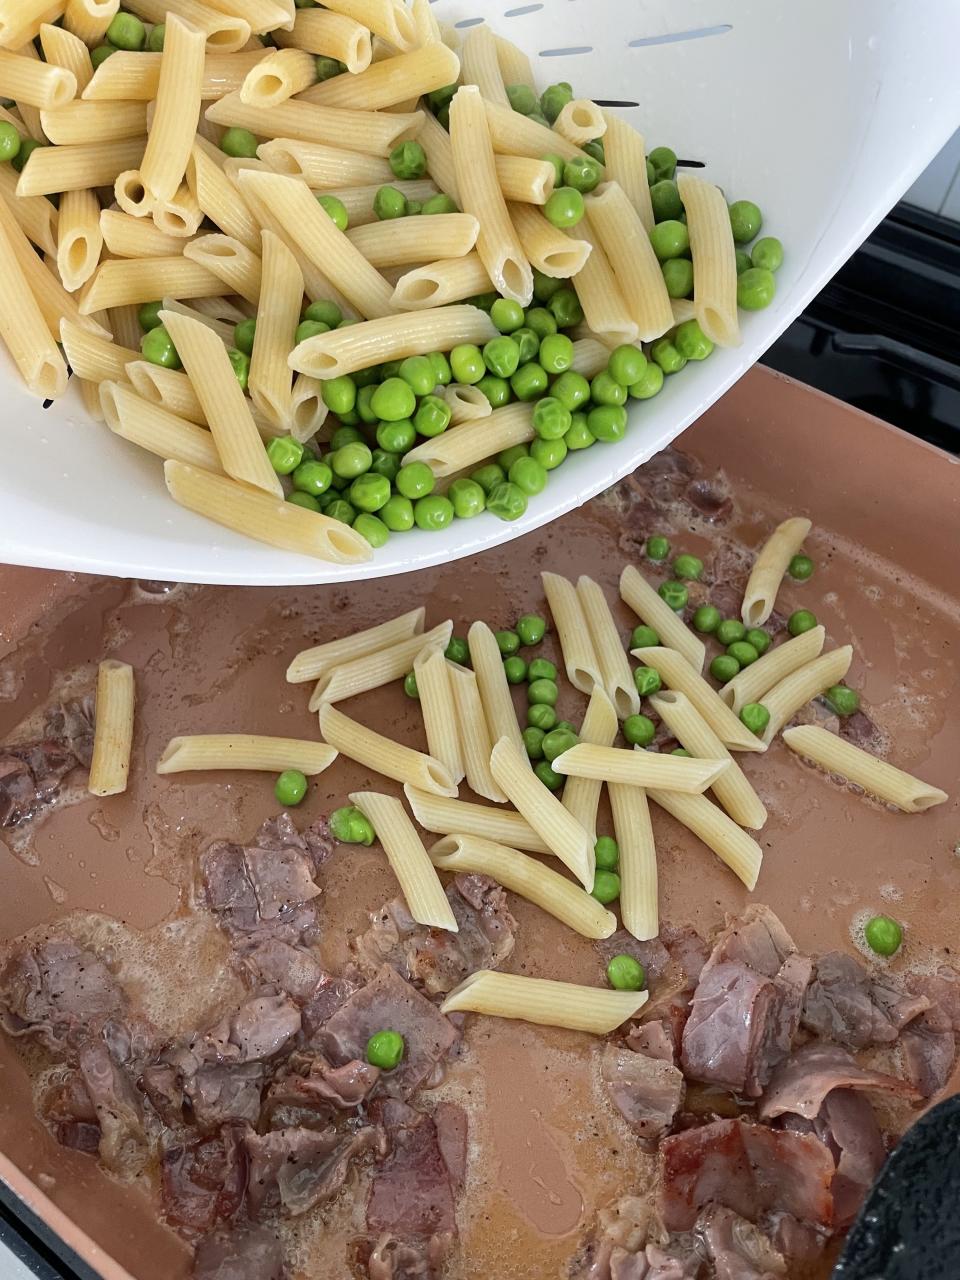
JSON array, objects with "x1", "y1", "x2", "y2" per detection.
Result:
[
  {"x1": 569, "y1": 338, "x2": 611, "y2": 379},
  {"x1": 401, "y1": 400, "x2": 533, "y2": 472},
  {"x1": 416, "y1": 110, "x2": 459, "y2": 202},
  {"x1": 741, "y1": 517, "x2": 813, "y2": 626},
  {"x1": 441, "y1": 970, "x2": 647, "y2": 1034},
  {"x1": 108, "y1": 302, "x2": 141, "y2": 352},
  {"x1": 494, "y1": 33, "x2": 533, "y2": 90},
  {"x1": 782, "y1": 726, "x2": 948, "y2": 813},
  {"x1": 187, "y1": 139, "x2": 260, "y2": 252},
  {"x1": 542, "y1": 571, "x2": 602, "y2": 695},
  {"x1": 678, "y1": 172, "x2": 740, "y2": 348},
  {"x1": 404, "y1": 786, "x2": 550, "y2": 855},
  {"x1": 56, "y1": 188, "x2": 102, "y2": 292},
  {"x1": 82, "y1": 49, "x2": 266, "y2": 101},
  {"x1": 153, "y1": 181, "x2": 204, "y2": 239},
  {"x1": 351, "y1": 792, "x2": 458, "y2": 931},
  {"x1": 577, "y1": 574, "x2": 639, "y2": 719},
  {"x1": 78, "y1": 375, "x2": 104, "y2": 422},
  {"x1": 450, "y1": 85, "x2": 532, "y2": 305},
  {"x1": 443, "y1": 381, "x2": 491, "y2": 425},
  {"x1": 301, "y1": 41, "x2": 460, "y2": 111},
  {"x1": 346, "y1": 213, "x2": 480, "y2": 268},
  {"x1": 184, "y1": 233, "x2": 262, "y2": 305},
  {"x1": 586, "y1": 183, "x2": 673, "y2": 341},
  {"x1": 63, "y1": 0, "x2": 118, "y2": 46},
  {"x1": 121, "y1": 0, "x2": 249, "y2": 52},
  {"x1": 100, "y1": 208, "x2": 190, "y2": 259},
  {"x1": 40, "y1": 99, "x2": 147, "y2": 145},
  {"x1": 719, "y1": 626, "x2": 826, "y2": 714},
  {"x1": 459, "y1": 23, "x2": 508, "y2": 106},
  {"x1": 16, "y1": 136, "x2": 145, "y2": 197},
  {"x1": 141, "y1": 15, "x2": 204, "y2": 203},
  {"x1": 114, "y1": 168, "x2": 154, "y2": 218},
  {"x1": 258, "y1": 137, "x2": 392, "y2": 188},
  {"x1": 445, "y1": 661, "x2": 505, "y2": 804},
  {"x1": 601, "y1": 111, "x2": 653, "y2": 232},
  {"x1": 649, "y1": 789, "x2": 763, "y2": 891},
  {"x1": 609, "y1": 782, "x2": 658, "y2": 941},
  {"x1": 318, "y1": 702, "x2": 457, "y2": 797},
  {"x1": 414, "y1": 647, "x2": 465, "y2": 786},
  {"x1": 467, "y1": 621, "x2": 526, "y2": 762},
  {"x1": 495, "y1": 155, "x2": 555, "y2": 205},
  {"x1": 619, "y1": 564, "x2": 706, "y2": 674},
  {"x1": 0, "y1": 203, "x2": 68, "y2": 398},
  {"x1": 757, "y1": 647, "x2": 854, "y2": 746},
  {"x1": 552, "y1": 743, "x2": 729, "y2": 793},
  {"x1": 202, "y1": 0, "x2": 291, "y2": 36},
  {"x1": 39, "y1": 23, "x2": 93, "y2": 94},
  {"x1": 206, "y1": 90, "x2": 423, "y2": 158},
  {"x1": 392, "y1": 253, "x2": 493, "y2": 310},
  {"x1": 287, "y1": 607, "x2": 425, "y2": 683},
  {"x1": 410, "y1": 0, "x2": 439, "y2": 46},
  {"x1": 323, "y1": 178, "x2": 438, "y2": 228},
  {"x1": 309, "y1": 621, "x2": 452, "y2": 710},
  {"x1": 241, "y1": 47, "x2": 316, "y2": 108},
  {"x1": 100, "y1": 381, "x2": 222, "y2": 471},
  {"x1": 431, "y1": 835, "x2": 617, "y2": 940},
  {"x1": 128, "y1": 361, "x2": 205, "y2": 423},
  {"x1": 60, "y1": 318, "x2": 137, "y2": 383},
  {"x1": 632, "y1": 646, "x2": 765, "y2": 754},
  {"x1": 290, "y1": 373, "x2": 329, "y2": 444},
  {"x1": 247, "y1": 229, "x2": 302, "y2": 430},
  {"x1": 561, "y1": 686, "x2": 618, "y2": 843},
  {"x1": 318, "y1": 0, "x2": 416, "y2": 53},
  {"x1": 485, "y1": 100, "x2": 588, "y2": 165},
  {"x1": 88, "y1": 659, "x2": 135, "y2": 797},
  {"x1": 490, "y1": 737, "x2": 594, "y2": 890},
  {"x1": 273, "y1": 9, "x2": 372, "y2": 74},
  {"x1": 0, "y1": 49, "x2": 75, "y2": 110},
  {"x1": 156, "y1": 734, "x2": 337, "y2": 775},
  {"x1": 0, "y1": 163, "x2": 58, "y2": 256},
  {"x1": 554, "y1": 99, "x2": 606, "y2": 147},
  {"x1": 510, "y1": 202, "x2": 592, "y2": 279},
  {"x1": 571, "y1": 219, "x2": 639, "y2": 346}
]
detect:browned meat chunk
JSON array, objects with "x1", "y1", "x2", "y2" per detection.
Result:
[
  {"x1": 783, "y1": 1088, "x2": 886, "y2": 1228},
  {"x1": 78, "y1": 1040, "x2": 146, "y2": 1176},
  {"x1": 161, "y1": 1125, "x2": 248, "y2": 1238},
  {"x1": 239, "y1": 940, "x2": 324, "y2": 1004},
  {"x1": 759, "y1": 1041, "x2": 921, "y2": 1120},
  {"x1": 0, "y1": 938, "x2": 126, "y2": 1056},
  {"x1": 301, "y1": 970, "x2": 363, "y2": 1040},
  {"x1": 800, "y1": 951, "x2": 929, "y2": 1049},
  {"x1": 696, "y1": 1205, "x2": 786, "y2": 1279},
  {"x1": 625, "y1": 1020, "x2": 677, "y2": 1063},
  {"x1": 365, "y1": 1233, "x2": 452, "y2": 1280},
  {"x1": 192, "y1": 1226, "x2": 285, "y2": 1280},
  {"x1": 900, "y1": 966, "x2": 960, "y2": 1097},
  {"x1": 701, "y1": 905, "x2": 797, "y2": 979},
  {"x1": 46, "y1": 696, "x2": 96, "y2": 768},
  {"x1": 265, "y1": 1053, "x2": 381, "y2": 1119},
  {"x1": 187, "y1": 1063, "x2": 265, "y2": 1131},
  {"x1": 601, "y1": 1044, "x2": 685, "y2": 1148},
  {"x1": 244, "y1": 1123, "x2": 384, "y2": 1218},
  {"x1": 367, "y1": 1099, "x2": 466, "y2": 1240}
]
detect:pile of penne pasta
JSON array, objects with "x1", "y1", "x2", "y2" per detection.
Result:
[{"x1": 0, "y1": 0, "x2": 744, "y2": 564}]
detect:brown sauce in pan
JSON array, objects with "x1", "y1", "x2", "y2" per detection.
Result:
[{"x1": 0, "y1": 379, "x2": 958, "y2": 1279}]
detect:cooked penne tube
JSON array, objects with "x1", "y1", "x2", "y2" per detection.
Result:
[
  {"x1": 40, "y1": 99, "x2": 147, "y2": 145},
  {"x1": 78, "y1": 376, "x2": 104, "y2": 422},
  {"x1": 318, "y1": 0, "x2": 415, "y2": 52},
  {"x1": 290, "y1": 303, "x2": 495, "y2": 378},
  {"x1": 569, "y1": 338, "x2": 611, "y2": 379},
  {"x1": 650, "y1": 691, "x2": 767, "y2": 830},
  {"x1": 459, "y1": 23, "x2": 508, "y2": 106},
  {"x1": 88, "y1": 659, "x2": 135, "y2": 797},
  {"x1": 165, "y1": 459, "x2": 370, "y2": 562},
  {"x1": 100, "y1": 208, "x2": 189, "y2": 258},
  {"x1": 100, "y1": 381, "x2": 222, "y2": 471},
  {"x1": 441, "y1": 970, "x2": 647, "y2": 1034},
  {"x1": 40, "y1": 23, "x2": 93, "y2": 94},
  {"x1": 206, "y1": 90, "x2": 422, "y2": 157},
  {"x1": 4, "y1": 198, "x2": 107, "y2": 343},
  {"x1": 633, "y1": 645, "x2": 764, "y2": 754},
  {"x1": 495, "y1": 155, "x2": 555, "y2": 205},
  {"x1": 318, "y1": 702, "x2": 456, "y2": 797},
  {"x1": 678, "y1": 172, "x2": 740, "y2": 348},
  {"x1": 325, "y1": 178, "x2": 438, "y2": 228},
  {"x1": 113, "y1": 168, "x2": 153, "y2": 218},
  {"x1": 443, "y1": 381, "x2": 491, "y2": 424},
  {"x1": 782, "y1": 726, "x2": 948, "y2": 813},
  {"x1": 56, "y1": 189, "x2": 102, "y2": 292},
  {"x1": 554, "y1": 99, "x2": 606, "y2": 146},
  {"x1": 741, "y1": 517, "x2": 813, "y2": 626},
  {"x1": 649, "y1": 789, "x2": 762, "y2": 891},
  {"x1": 60, "y1": 319, "x2": 137, "y2": 383},
  {"x1": 416, "y1": 109, "x2": 459, "y2": 202},
  {"x1": 414, "y1": 647, "x2": 464, "y2": 786},
  {"x1": 351, "y1": 792, "x2": 458, "y2": 931},
  {"x1": 601, "y1": 111, "x2": 653, "y2": 232},
  {"x1": 184, "y1": 233, "x2": 262, "y2": 305},
  {"x1": 309, "y1": 621, "x2": 452, "y2": 709},
  {"x1": 0, "y1": 206, "x2": 68, "y2": 399},
  {"x1": 16, "y1": 136, "x2": 145, "y2": 197},
  {"x1": 542, "y1": 571, "x2": 602, "y2": 695},
  {"x1": 141, "y1": 16, "x2": 204, "y2": 203},
  {"x1": 202, "y1": 0, "x2": 290, "y2": 36},
  {"x1": 153, "y1": 181, "x2": 204, "y2": 239},
  {"x1": 671, "y1": 298, "x2": 697, "y2": 325},
  {"x1": 246, "y1": 229, "x2": 301, "y2": 430},
  {"x1": 63, "y1": 0, "x2": 118, "y2": 45},
  {"x1": 571, "y1": 219, "x2": 638, "y2": 346},
  {"x1": 287, "y1": 607, "x2": 425, "y2": 683},
  {"x1": 577, "y1": 574, "x2": 639, "y2": 719},
  {"x1": 128, "y1": 362, "x2": 205, "y2": 423},
  {"x1": 490, "y1": 737, "x2": 593, "y2": 890},
  {"x1": 301, "y1": 41, "x2": 459, "y2": 111},
  {"x1": 468, "y1": 621, "x2": 526, "y2": 762},
  {"x1": 586, "y1": 183, "x2": 673, "y2": 341},
  {"x1": 160, "y1": 308, "x2": 280, "y2": 496},
  {"x1": 290, "y1": 373, "x2": 328, "y2": 443},
  {"x1": 552, "y1": 744, "x2": 729, "y2": 793},
  {"x1": 757, "y1": 647, "x2": 854, "y2": 746},
  {"x1": 187, "y1": 140, "x2": 260, "y2": 252},
  {"x1": 445, "y1": 661, "x2": 505, "y2": 804},
  {"x1": 410, "y1": 0, "x2": 439, "y2": 44},
  {"x1": 156, "y1": 734, "x2": 337, "y2": 775},
  {"x1": 609, "y1": 782, "x2": 658, "y2": 941},
  {"x1": 121, "y1": 0, "x2": 249, "y2": 51},
  {"x1": 719, "y1": 626, "x2": 826, "y2": 713},
  {"x1": 485, "y1": 100, "x2": 587, "y2": 164},
  {"x1": 346, "y1": 213, "x2": 480, "y2": 268},
  {"x1": 0, "y1": 164, "x2": 58, "y2": 256},
  {"x1": 494, "y1": 33, "x2": 533, "y2": 89},
  {"x1": 619, "y1": 564, "x2": 706, "y2": 674},
  {"x1": 82, "y1": 49, "x2": 265, "y2": 101},
  {"x1": 0, "y1": 50, "x2": 75, "y2": 110},
  {"x1": 392, "y1": 253, "x2": 493, "y2": 310},
  {"x1": 431, "y1": 835, "x2": 617, "y2": 940},
  {"x1": 561, "y1": 687, "x2": 618, "y2": 843},
  {"x1": 451, "y1": 85, "x2": 532, "y2": 305},
  {"x1": 404, "y1": 786, "x2": 550, "y2": 855},
  {"x1": 258, "y1": 138, "x2": 392, "y2": 188},
  {"x1": 402, "y1": 400, "x2": 534, "y2": 475},
  {"x1": 79, "y1": 256, "x2": 221, "y2": 314},
  {"x1": 241, "y1": 47, "x2": 316, "y2": 108},
  {"x1": 273, "y1": 9, "x2": 372, "y2": 74},
  {"x1": 108, "y1": 303, "x2": 141, "y2": 351},
  {"x1": 510, "y1": 202, "x2": 592, "y2": 279}
]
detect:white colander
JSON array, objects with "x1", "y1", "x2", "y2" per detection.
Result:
[{"x1": 2, "y1": 0, "x2": 959, "y2": 585}]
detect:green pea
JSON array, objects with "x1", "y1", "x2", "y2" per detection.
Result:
[
  {"x1": 788, "y1": 609, "x2": 818, "y2": 637},
  {"x1": 532, "y1": 265, "x2": 563, "y2": 301},
  {"x1": 591, "y1": 869, "x2": 621, "y2": 905},
  {"x1": 489, "y1": 630, "x2": 517, "y2": 659},
  {"x1": 140, "y1": 324, "x2": 180, "y2": 369},
  {"x1": 528, "y1": 678, "x2": 558, "y2": 707},
  {"x1": 650, "y1": 219, "x2": 690, "y2": 262},
  {"x1": 396, "y1": 355, "x2": 435, "y2": 396},
  {"x1": 483, "y1": 335, "x2": 521, "y2": 378},
  {"x1": 422, "y1": 193, "x2": 458, "y2": 215},
  {"x1": 316, "y1": 54, "x2": 345, "y2": 80},
  {"x1": 563, "y1": 155, "x2": 602, "y2": 194},
  {"x1": 354, "y1": 513, "x2": 389, "y2": 547},
  {"x1": 591, "y1": 370, "x2": 628, "y2": 407},
  {"x1": 628, "y1": 363, "x2": 665, "y2": 400},
  {"x1": 751, "y1": 236, "x2": 783, "y2": 272},
  {"x1": 469, "y1": 291, "x2": 499, "y2": 311},
  {"x1": 450, "y1": 343, "x2": 485, "y2": 385},
  {"x1": 692, "y1": 605, "x2": 720, "y2": 634},
  {"x1": 372, "y1": 419, "x2": 412, "y2": 454},
  {"x1": 349, "y1": 472, "x2": 390, "y2": 513},
  {"x1": 745, "y1": 628, "x2": 771, "y2": 656},
  {"x1": 507, "y1": 83, "x2": 539, "y2": 115},
  {"x1": 552, "y1": 370, "x2": 591, "y2": 411},
  {"x1": 490, "y1": 297, "x2": 525, "y2": 334},
  {"x1": 646, "y1": 536, "x2": 670, "y2": 562},
  {"x1": 414, "y1": 494, "x2": 454, "y2": 531},
  {"x1": 330, "y1": 804, "x2": 375, "y2": 845},
  {"x1": 739, "y1": 702, "x2": 770, "y2": 737},
  {"x1": 447, "y1": 477, "x2": 485, "y2": 519},
  {"x1": 672, "y1": 553, "x2": 703, "y2": 581},
  {"x1": 864, "y1": 915, "x2": 903, "y2": 957},
  {"x1": 735, "y1": 249, "x2": 752, "y2": 275},
  {"x1": 649, "y1": 179, "x2": 683, "y2": 223},
  {"x1": 540, "y1": 81, "x2": 573, "y2": 123},
  {"x1": 661, "y1": 258, "x2": 694, "y2": 299},
  {"x1": 227, "y1": 347, "x2": 249, "y2": 390},
  {"x1": 427, "y1": 83, "x2": 457, "y2": 113},
  {"x1": 321, "y1": 375, "x2": 356, "y2": 415},
  {"x1": 471, "y1": 463, "x2": 505, "y2": 495},
  {"x1": 487, "y1": 481, "x2": 528, "y2": 522},
  {"x1": 266, "y1": 436, "x2": 304, "y2": 475},
  {"x1": 564, "y1": 412, "x2": 595, "y2": 450},
  {"x1": 331, "y1": 441, "x2": 371, "y2": 479},
  {"x1": 511, "y1": 615, "x2": 543, "y2": 648},
  {"x1": 274, "y1": 768, "x2": 307, "y2": 807},
  {"x1": 583, "y1": 139, "x2": 605, "y2": 164},
  {"x1": 498, "y1": 445, "x2": 529, "y2": 472},
  {"x1": 146, "y1": 22, "x2": 165, "y2": 51},
  {"x1": 542, "y1": 727, "x2": 577, "y2": 763},
  {"x1": 220, "y1": 127, "x2": 258, "y2": 159},
  {"x1": 729, "y1": 199, "x2": 763, "y2": 244},
  {"x1": 658, "y1": 580, "x2": 688, "y2": 611},
  {"x1": 825, "y1": 685, "x2": 860, "y2": 717},
  {"x1": 393, "y1": 462, "x2": 433, "y2": 500},
  {"x1": 715, "y1": 619, "x2": 746, "y2": 646},
  {"x1": 650, "y1": 337, "x2": 687, "y2": 375},
  {"x1": 370, "y1": 377, "x2": 415, "y2": 422},
  {"x1": 674, "y1": 320, "x2": 714, "y2": 362},
  {"x1": 527, "y1": 703, "x2": 557, "y2": 732},
  {"x1": 537, "y1": 333, "x2": 572, "y2": 375},
  {"x1": 789, "y1": 554, "x2": 814, "y2": 581},
  {"x1": 529, "y1": 396, "x2": 568, "y2": 441},
  {"x1": 137, "y1": 300, "x2": 162, "y2": 332},
  {"x1": 530, "y1": 436, "x2": 567, "y2": 470},
  {"x1": 511, "y1": 327, "x2": 540, "y2": 367},
  {"x1": 631, "y1": 624, "x2": 660, "y2": 649},
  {"x1": 232, "y1": 316, "x2": 256, "y2": 355},
  {"x1": 607, "y1": 344, "x2": 646, "y2": 388},
  {"x1": 414, "y1": 394, "x2": 452, "y2": 438},
  {"x1": 478, "y1": 374, "x2": 512, "y2": 408},
  {"x1": 295, "y1": 319, "x2": 330, "y2": 346},
  {"x1": 632, "y1": 666, "x2": 661, "y2": 697},
  {"x1": 366, "y1": 1029, "x2": 405, "y2": 1069},
  {"x1": 523, "y1": 725, "x2": 546, "y2": 759},
  {"x1": 106, "y1": 11, "x2": 146, "y2": 48},
  {"x1": 0, "y1": 120, "x2": 22, "y2": 168},
  {"x1": 445, "y1": 636, "x2": 469, "y2": 665},
  {"x1": 710, "y1": 653, "x2": 740, "y2": 682},
  {"x1": 389, "y1": 140, "x2": 427, "y2": 180},
  {"x1": 737, "y1": 267, "x2": 776, "y2": 311},
  {"x1": 672, "y1": 747, "x2": 692, "y2": 757},
  {"x1": 325, "y1": 498, "x2": 356, "y2": 525},
  {"x1": 548, "y1": 287, "x2": 583, "y2": 329},
  {"x1": 287, "y1": 491, "x2": 320, "y2": 512},
  {"x1": 607, "y1": 954, "x2": 645, "y2": 991},
  {"x1": 544, "y1": 186, "x2": 585, "y2": 229},
  {"x1": 534, "y1": 759, "x2": 563, "y2": 790},
  {"x1": 587, "y1": 405, "x2": 627, "y2": 443},
  {"x1": 728, "y1": 640, "x2": 759, "y2": 667},
  {"x1": 594, "y1": 836, "x2": 619, "y2": 871},
  {"x1": 647, "y1": 146, "x2": 677, "y2": 182},
  {"x1": 399, "y1": 671, "x2": 419, "y2": 701},
  {"x1": 525, "y1": 660, "x2": 554, "y2": 687},
  {"x1": 331, "y1": 424, "x2": 364, "y2": 449},
  {"x1": 427, "y1": 351, "x2": 452, "y2": 386},
  {"x1": 381, "y1": 494, "x2": 414, "y2": 532},
  {"x1": 507, "y1": 456, "x2": 545, "y2": 496},
  {"x1": 292, "y1": 460, "x2": 332, "y2": 496},
  {"x1": 502, "y1": 656, "x2": 527, "y2": 685},
  {"x1": 371, "y1": 446, "x2": 401, "y2": 478},
  {"x1": 304, "y1": 299, "x2": 342, "y2": 329},
  {"x1": 524, "y1": 307, "x2": 558, "y2": 339},
  {"x1": 11, "y1": 136, "x2": 43, "y2": 171},
  {"x1": 623, "y1": 713, "x2": 656, "y2": 747}
]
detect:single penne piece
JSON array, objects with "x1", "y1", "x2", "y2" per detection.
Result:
[
  {"x1": 0, "y1": 50, "x2": 75, "y2": 111},
  {"x1": 202, "y1": 0, "x2": 290, "y2": 35},
  {"x1": 677, "y1": 172, "x2": 740, "y2": 348},
  {"x1": 542, "y1": 571, "x2": 602, "y2": 696},
  {"x1": 287, "y1": 607, "x2": 425, "y2": 683},
  {"x1": 490, "y1": 737, "x2": 593, "y2": 890},
  {"x1": 392, "y1": 254, "x2": 493, "y2": 310},
  {"x1": 248, "y1": 229, "x2": 302, "y2": 431},
  {"x1": 468, "y1": 621, "x2": 526, "y2": 762},
  {"x1": 273, "y1": 9, "x2": 372, "y2": 73},
  {"x1": 758, "y1": 647, "x2": 854, "y2": 746},
  {"x1": 318, "y1": 702, "x2": 456, "y2": 797},
  {"x1": 441, "y1": 970, "x2": 647, "y2": 1034},
  {"x1": 40, "y1": 99, "x2": 147, "y2": 145},
  {"x1": 120, "y1": 0, "x2": 249, "y2": 50},
  {"x1": 100, "y1": 208, "x2": 188, "y2": 258},
  {"x1": 552, "y1": 744, "x2": 729, "y2": 793},
  {"x1": 56, "y1": 189, "x2": 102, "y2": 292},
  {"x1": 650, "y1": 691, "x2": 767, "y2": 830},
  {"x1": 1, "y1": 1, "x2": 57, "y2": 49},
  {"x1": 128, "y1": 361, "x2": 205, "y2": 423},
  {"x1": 404, "y1": 786, "x2": 550, "y2": 855},
  {"x1": 0, "y1": 205, "x2": 68, "y2": 399},
  {"x1": 561, "y1": 687, "x2": 618, "y2": 843},
  {"x1": 99, "y1": 381, "x2": 222, "y2": 471},
  {"x1": 571, "y1": 219, "x2": 639, "y2": 346},
  {"x1": 351, "y1": 792, "x2": 458, "y2": 931},
  {"x1": 79, "y1": 375, "x2": 105, "y2": 422},
  {"x1": 741, "y1": 517, "x2": 813, "y2": 626},
  {"x1": 619, "y1": 564, "x2": 706, "y2": 674},
  {"x1": 446, "y1": 661, "x2": 505, "y2": 804},
  {"x1": 719, "y1": 626, "x2": 826, "y2": 713},
  {"x1": 205, "y1": 90, "x2": 423, "y2": 158},
  {"x1": 325, "y1": 178, "x2": 438, "y2": 228},
  {"x1": 16, "y1": 136, "x2": 145, "y2": 198},
  {"x1": 633, "y1": 645, "x2": 764, "y2": 753},
  {"x1": 240, "y1": 47, "x2": 316, "y2": 109},
  {"x1": 782, "y1": 726, "x2": 948, "y2": 813},
  {"x1": 554, "y1": 99, "x2": 606, "y2": 146},
  {"x1": 153, "y1": 181, "x2": 204, "y2": 239},
  {"x1": 649, "y1": 789, "x2": 762, "y2": 891},
  {"x1": 79, "y1": 257, "x2": 221, "y2": 314},
  {"x1": 443, "y1": 381, "x2": 491, "y2": 425},
  {"x1": 159, "y1": 297, "x2": 233, "y2": 345},
  {"x1": 40, "y1": 22, "x2": 94, "y2": 94},
  {"x1": 495, "y1": 155, "x2": 555, "y2": 206},
  {"x1": 186, "y1": 139, "x2": 260, "y2": 252},
  {"x1": 258, "y1": 137, "x2": 392, "y2": 188},
  {"x1": 416, "y1": 110, "x2": 459, "y2": 202},
  {"x1": 414, "y1": 646, "x2": 465, "y2": 786},
  {"x1": 586, "y1": 183, "x2": 673, "y2": 341},
  {"x1": 402, "y1": 401, "x2": 534, "y2": 475},
  {"x1": 63, "y1": 0, "x2": 118, "y2": 46},
  {"x1": 183, "y1": 233, "x2": 261, "y2": 304},
  {"x1": 60, "y1": 319, "x2": 137, "y2": 383},
  {"x1": 318, "y1": 0, "x2": 416, "y2": 52},
  {"x1": 431, "y1": 835, "x2": 617, "y2": 940},
  {"x1": 0, "y1": 164, "x2": 58, "y2": 256},
  {"x1": 309, "y1": 621, "x2": 452, "y2": 709},
  {"x1": 510, "y1": 202, "x2": 592, "y2": 279},
  {"x1": 88, "y1": 659, "x2": 135, "y2": 797},
  {"x1": 577, "y1": 574, "x2": 639, "y2": 719},
  {"x1": 346, "y1": 213, "x2": 480, "y2": 268},
  {"x1": 494, "y1": 33, "x2": 533, "y2": 89},
  {"x1": 157, "y1": 734, "x2": 337, "y2": 774},
  {"x1": 450, "y1": 84, "x2": 532, "y2": 305},
  {"x1": 410, "y1": 0, "x2": 439, "y2": 44},
  {"x1": 290, "y1": 304, "x2": 496, "y2": 378},
  {"x1": 160, "y1": 308, "x2": 280, "y2": 496},
  {"x1": 459, "y1": 23, "x2": 508, "y2": 106},
  {"x1": 108, "y1": 303, "x2": 141, "y2": 351},
  {"x1": 164, "y1": 460, "x2": 371, "y2": 562},
  {"x1": 601, "y1": 111, "x2": 653, "y2": 232},
  {"x1": 113, "y1": 167, "x2": 154, "y2": 219},
  {"x1": 140, "y1": 15, "x2": 204, "y2": 203},
  {"x1": 485, "y1": 100, "x2": 588, "y2": 164},
  {"x1": 290, "y1": 373, "x2": 328, "y2": 443},
  {"x1": 609, "y1": 782, "x2": 658, "y2": 941},
  {"x1": 301, "y1": 41, "x2": 460, "y2": 111},
  {"x1": 82, "y1": 49, "x2": 265, "y2": 101},
  {"x1": 570, "y1": 338, "x2": 611, "y2": 379}
]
